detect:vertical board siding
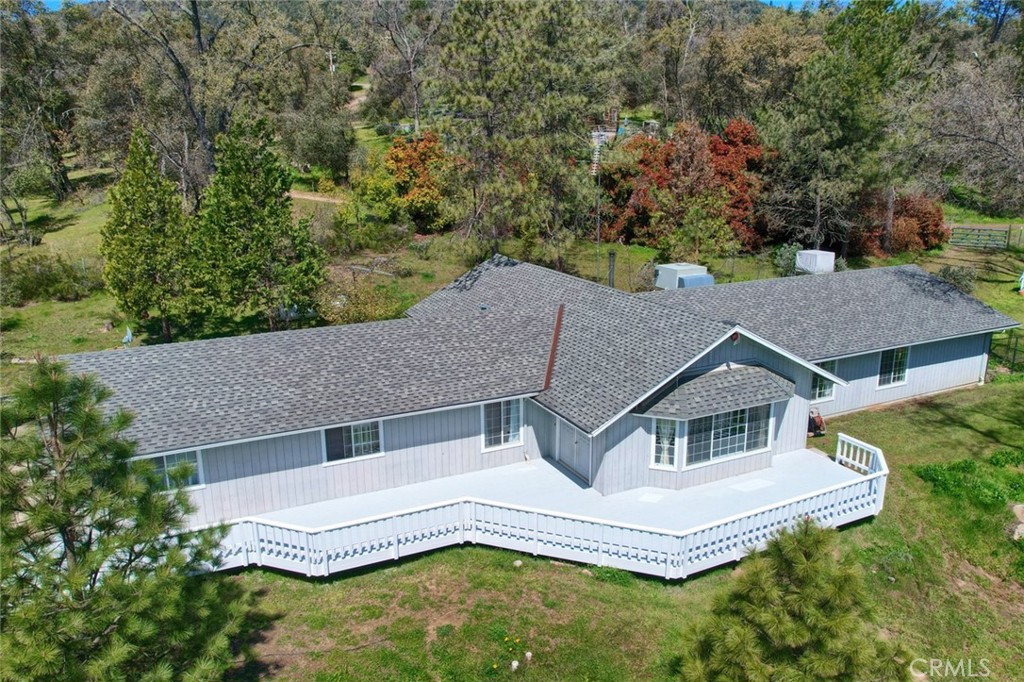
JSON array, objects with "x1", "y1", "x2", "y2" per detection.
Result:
[
  {"x1": 524, "y1": 400, "x2": 554, "y2": 458},
  {"x1": 593, "y1": 335, "x2": 813, "y2": 496},
  {"x1": 188, "y1": 404, "x2": 532, "y2": 526},
  {"x1": 814, "y1": 335, "x2": 990, "y2": 417}
]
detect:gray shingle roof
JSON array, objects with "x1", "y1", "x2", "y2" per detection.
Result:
[
  {"x1": 408, "y1": 256, "x2": 733, "y2": 433},
  {"x1": 638, "y1": 265, "x2": 1018, "y2": 361},
  {"x1": 635, "y1": 364, "x2": 796, "y2": 421},
  {"x1": 64, "y1": 312, "x2": 556, "y2": 455}
]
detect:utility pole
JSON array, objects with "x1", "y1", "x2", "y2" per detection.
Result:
[{"x1": 591, "y1": 131, "x2": 603, "y2": 283}]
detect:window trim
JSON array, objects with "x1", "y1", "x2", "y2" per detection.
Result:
[
  {"x1": 480, "y1": 398, "x2": 524, "y2": 452},
  {"x1": 876, "y1": 346, "x2": 910, "y2": 389},
  {"x1": 811, "y1": 360, "x2": 838, "y2": 403},
  {"x1": 322, "y1": 419, "x2": 385, "y2": 466},
  {"x1": 650, "y1": 418, "x2": 682, "y2": 471},
  {"x1": 134, "y1": 448, "x2": 205, "y2": 491},
  {"x1": 649, "y1": 404, "x2": 775, "y2": 473}
]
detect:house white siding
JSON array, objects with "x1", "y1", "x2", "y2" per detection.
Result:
[
  {"x1": 186, "y1": 404, "x2": 539, "y2": 526},
  {"x1": 524, "y1": 399, "x2": 555, "y2": 459},
  {"x1": 814, "y1": 334, "x2": 990, "y2": 417},
  {"x1": 591, "y1": 335, "x2": 813, "y2": 495},
  {"x1": 555, "y1": 418, "x2": 593, "y2": 483}
]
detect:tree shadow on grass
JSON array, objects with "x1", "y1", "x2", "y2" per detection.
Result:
[
  {"x1": 70, "y1": 168, "x2": 115, "y2": 191},
  {"x1": 224, "y1": 585, "x2": 286, "y2": 682},
  {"x1": 26, "y1": 210, "x2": 77, "y2": 239},
  {"x1": 902, "y1": 396, "x2": 1024, "y2": 451}
]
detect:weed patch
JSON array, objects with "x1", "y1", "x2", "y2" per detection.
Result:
[{"x1": 912, "y1": 449, "x2": 1024, "y2": 580}]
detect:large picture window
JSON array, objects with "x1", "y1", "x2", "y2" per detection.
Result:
[
  {"x1": 325, "y1": 421, "x2": 382, "y2": 462},
  {"x1": 483, "y1": 399, "x2": 522, "y2": 449},
  {"x1": 686, "y1": 404, "x2": 772, "y2": 466},
  {"x1": 652, "y1": 418, "x2": 677, "y2": 468},
  {"x1": 812, "y1": 360, "x2": 837, "y2": 401},
  {"x1": 878, "y1": 347, "x2": 909, "y2": 386},
  {"x1": 147, "y1": 451, "x2": 202, "y2": 489}
]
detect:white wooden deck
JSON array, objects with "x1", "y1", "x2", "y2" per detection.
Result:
[{"x1": 215, "y1": 434, "x2": 887, "y2": 579}]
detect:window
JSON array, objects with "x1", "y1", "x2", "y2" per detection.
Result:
[
  {"x1": 325, "y1": 421, "x2": 382, "y2": 462},
  {"x1": 686, "y1": 404, "x2": 772, "y2": 466},
  {"x1": 878, "y1": 347, "x2": 909, "y2": 386},
  {"x1": 653, "y1": 419, "x2": 677, "y2": 468},
  {"x1": 148, "y1": 451, "x2": 201, "y2": 489},
  {"x1": 812, "y1": 360, "x2": 837, "y2": 401},
  {"x1": 483, "y1": 399, "x2": 521, "y2": 449}
]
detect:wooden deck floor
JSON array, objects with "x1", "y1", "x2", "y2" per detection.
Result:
[{"x1": 256, "y1": 449, "x2": 862, "y2": 534}]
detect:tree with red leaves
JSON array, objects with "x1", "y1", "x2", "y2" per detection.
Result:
[
  {"x1": 601, "y1": 119, "x2": 763, "y2": 254},
  {"x1": 709, "y1": 119, "x2": 764, "y2": 250}
]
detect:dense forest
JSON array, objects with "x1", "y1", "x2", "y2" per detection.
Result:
[{"x1": 2, "y1": 0, "x2": 1022, "y2": 313}]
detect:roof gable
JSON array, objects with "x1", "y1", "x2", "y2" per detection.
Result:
[{"x1": 635, "y1": 363, "x2": 796, "y2": 421}]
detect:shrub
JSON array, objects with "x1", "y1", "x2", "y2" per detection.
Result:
[
  {"x1": 0, "y1": 252, "x2": 104, "y2": 306},
  {"x1": 317, "y1": 274, "x2": 406, "y2": 325},
  {"x1": 853, "y1": 193, "x2": 949, "y2": 256},
  {"x1": 891, "y1": 216, "x2": 925, "y2": 253},
  {"x1": 772, "y1": 242, "x2": 803, "y2": 277},
  {"x1": 331, "y1": 207, "x2": 410, "y2": 256},
  {"x1": 936, "y1": 264, "x2": 977, "y2": 293},
  {"x1": 898, "y1": 194, "x2": 948, "y2": 249}
]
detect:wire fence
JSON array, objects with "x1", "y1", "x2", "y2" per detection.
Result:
[{"x1": 991, "y1": 329, "x2": 1022, "y2": 373}]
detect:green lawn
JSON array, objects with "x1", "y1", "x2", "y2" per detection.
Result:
[
  {"x1": 226, "y1": 382, "x2": 1024, "y2": 681},
  {"x1": 943, "y1": 202, "x2": 1024, "y2": 225}
]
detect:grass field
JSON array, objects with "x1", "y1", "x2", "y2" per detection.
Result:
[{"x1": 225, "y1": 382, "x2": 1024, "y2": 681}]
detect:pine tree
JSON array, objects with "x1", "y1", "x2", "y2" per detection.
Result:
[
  {"x1": 0, "y1": 358, "x2": 249, "y2": 682},
  {"x1": 100, "y1": 128, "x2": 194, "y2": 342},
  {"x1": 757, "y1": 0, "x2": 918, "y2": 252},
  {"x1": 198, "y1": 119, "x2": 326, "y2": 331},
  {"x1": 437, "y1": 0, "x2": 600, "y2": 252},
  {"x1": 678, "y1": 519, "x2": 909, "y2": 682}
]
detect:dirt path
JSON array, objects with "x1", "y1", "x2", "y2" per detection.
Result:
[
  {"x1": 347, "y1": 77, "x2": 370, "y2": 113},
  {"x1": 288, "y1": 190, "x2": 344, "y2": 205}
]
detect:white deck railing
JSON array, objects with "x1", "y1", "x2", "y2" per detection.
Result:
[{"x1": 216, "y1": 434, "x2": 887, "y2": 580}]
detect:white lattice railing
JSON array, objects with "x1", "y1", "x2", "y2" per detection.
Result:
[{"x1": 215, "y1": 436, "x2": 887, "y2": 580}]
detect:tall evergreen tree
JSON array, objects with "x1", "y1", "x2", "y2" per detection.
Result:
[
  {"x1": 757, "y1": 0, "x2": 918, "y2": 252},
  {"x1": 437, "y1": 0, "x2": 600, "y2": 252},
  {"x1": 198, "y1": 119, "x2": 326, "y2": 331},
  {"x1": 0, "y1": 358, "x2": 249, "y2": 682},
  {"x1": 678, "y1": 519, "x2": 909, "y2": 682},
  {"x1": 101, "y1": 128, "x2": 195, "y2": 342}
]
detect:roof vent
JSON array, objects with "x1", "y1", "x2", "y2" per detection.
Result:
[
  {"x1": 796, "y1": 250, "x2": 835, "y2": 274},
  {"x1": 479, "y1": 304, "x2": 491, "y2": 312}
]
